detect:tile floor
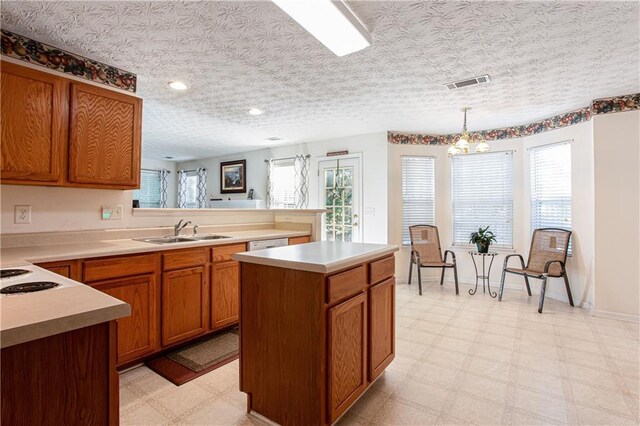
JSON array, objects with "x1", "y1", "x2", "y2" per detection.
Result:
[{"x1": 120, "y1": 280, "x2": 639, "y2": 425}]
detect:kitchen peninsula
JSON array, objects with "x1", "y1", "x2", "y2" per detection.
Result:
[{"x1": 234, "y1": 241, "x2": 398, "y2": 425}]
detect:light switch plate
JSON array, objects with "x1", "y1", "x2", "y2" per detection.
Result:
[
  {"x1": 101, "y1": 205, "x2": 123, "y2": 220},
  {"x1": 14, "y1": 205, "x2": 31, "y2": 224}
]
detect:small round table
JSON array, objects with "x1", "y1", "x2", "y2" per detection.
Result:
[{"x1": 468, "y1": 251, "x2": 498, "y2": 298}]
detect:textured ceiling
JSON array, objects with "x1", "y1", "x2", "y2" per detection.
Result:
[{"x1": 2, "y1": 1, "x2": 639, "y2": 161}]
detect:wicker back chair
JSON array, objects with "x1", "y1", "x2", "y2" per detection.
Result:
[
  {"x1": 499, "y1": 228, "x2": 573, "y2": 313},
  {"x1": 408, "y1": 225, "x2": 459, "y2": 295}
]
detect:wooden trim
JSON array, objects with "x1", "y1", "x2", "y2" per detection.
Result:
[{"x1": 82, "y1": 253, "x2": 156, "y2": 282}]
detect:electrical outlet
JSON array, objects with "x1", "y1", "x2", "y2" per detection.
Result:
[
  {"x1": 14, "y1": 205, "x2": 31, "y2": 224},
  {"x1": 101, "y1": 205, "x2": 123, "y2": 220}
]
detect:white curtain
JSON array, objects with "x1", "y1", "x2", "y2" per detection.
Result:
[
  {"x1": 159, "y1": 169, "x2": 170, "y2": 208},
  {"x1": 266, "y1": 155, "x2": 310, "y2": 209},
  {"x1": 177, "y1": 170, "x2": 187, "y2": 208},
  {"x1": 266, "y1": 159, "x2": 275, "y2": 209},
  {"x1": 196, "y1": 167, "x2": 207, "y2": 208},
  {"x1": 293, "y1": 155, "x2": 310, "y2": 208}
]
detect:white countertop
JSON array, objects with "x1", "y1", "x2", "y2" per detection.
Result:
[
  {"x1": 0, "y1": 228, "x2": 310, "y2": 267},
  {"x1": 0, "y1": 265, "x2": 130, "y2": 348},
  {"x1": 233, "y1": 241, "x2": 398, "y2": 274}
]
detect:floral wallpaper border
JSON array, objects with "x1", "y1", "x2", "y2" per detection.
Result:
[
  {"x1": 388, "y1": 93, "x2": 640, "y2": 145},
  {"x1": 1, "y1": 30, "x2": 136, "y2": 93}
]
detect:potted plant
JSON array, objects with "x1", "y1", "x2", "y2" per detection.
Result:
[{"x1": 469, "y1": 226, "x2": 497, "y2": 253}]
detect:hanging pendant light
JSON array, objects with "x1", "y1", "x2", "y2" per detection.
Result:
[{"x1": 449, "y1": 107, "x2": 490, "y2": 155}]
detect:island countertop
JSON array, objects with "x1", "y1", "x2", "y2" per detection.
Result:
[{"x1": 232, "y1": 241, "x2": 398, "y2": 273}]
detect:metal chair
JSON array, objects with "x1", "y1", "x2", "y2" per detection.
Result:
[
  {"x1": 408, "y1": 225, "x2": 459, "y2": 296},
  {"x1": 499, "y1": 228, "x2": 573, "y2": 313}
]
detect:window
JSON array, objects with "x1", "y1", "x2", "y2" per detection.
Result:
[
  {"x1": 530, "y1": 142, "x2": 572, "y2": 248},
  {"x1": 183, "y1": 170, "x2": 198, "y2": 208},
  {"x1": 452, "y1": 151, "x2": 513, "y2": 248},
  {"x1": 401, "y1": 156, "x2": 435, "y2": 245},
  {"x1": 178, "y1": 168, "x2": 207, "y2": 208},
  {"x1": 133, "y1": 170, "x2": 162, "y2": 208},
  {"x1": 269, "y1": 160, "x2": 296, "y2": 208}
]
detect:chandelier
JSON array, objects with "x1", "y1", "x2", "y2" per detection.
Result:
[{"x1": 448, "y1": 107, "x2": 490, "y2": 155}]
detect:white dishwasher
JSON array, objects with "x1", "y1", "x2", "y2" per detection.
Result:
[{"x1": 248, "y1": 238, "x2": 289, "y2": 251}]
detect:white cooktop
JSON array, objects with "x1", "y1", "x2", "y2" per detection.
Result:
[{"x1": 0, "y1": 265, "x2": 79, "y2": 295}]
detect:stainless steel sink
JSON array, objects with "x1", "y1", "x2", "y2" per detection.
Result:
[
  {"x1": 188, "y1": 235, "x2": 230, "y2": 240},
  {"x1": 135, "y1": 236, "x2": 199, "y2": 244},
  {"x1": 134, "y1": 235, "x2": 231, "y2": 244}
]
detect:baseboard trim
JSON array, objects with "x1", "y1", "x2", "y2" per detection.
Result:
[{"x1": 590, "y1": 309, "x2": 640, "y2": 323}]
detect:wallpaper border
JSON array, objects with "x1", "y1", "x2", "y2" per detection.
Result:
[
  {"x1": 388, "y1": 93, "x2": 640, "y2": 145},
  {"x1": 1, "y1": 29, "x2": 137, "y2": 93}
]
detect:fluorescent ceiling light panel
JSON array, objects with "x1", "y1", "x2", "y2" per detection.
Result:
[{"x1": 272, "y1": 0, "x2": 371, "y2": 57}]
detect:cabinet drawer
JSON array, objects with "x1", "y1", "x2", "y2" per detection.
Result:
[
  {"x1": 162, "y1": 248, "x2": 208, "y2": 271},
  {"x1": 327, "y1": 265, "x2": 367, "y2": 305},
  {"x1": 212, "y1": 243, "x2": 247, "y2": 262},
  {"x1": 369, "y1": 256, "x2": 395, "y2": 284},
  {"x1": 83, "y1": 254, "x2": 156, "y2": 282},
  {"x1": 288, "y1": 236, "x2": 311, "y2": 245}
]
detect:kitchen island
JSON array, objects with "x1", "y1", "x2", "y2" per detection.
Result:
[{"x1": 234, "y1": 241, "x2": 398, "y2": 425}]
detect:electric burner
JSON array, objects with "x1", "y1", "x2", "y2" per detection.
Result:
[
  {"x1": 0, "y1": 269, "x2": 32, "y2": 279},
  {"x1": 1, "y1": 281, "x2": 59, "y2": 294}
]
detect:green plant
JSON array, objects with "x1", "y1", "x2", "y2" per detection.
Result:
[{"x1": 469, "y1": 226, "x2": 497, "y2": 253}]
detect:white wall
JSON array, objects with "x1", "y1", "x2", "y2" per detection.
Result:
[
  {"x1": 593, "y1": 110, "x2": 640, "y2": 318},
  {"x1": 388, "y1": 121, "x2": 596, "y2": 308},
  {"x1": 176, "y1": 149, "x2": 270, "y2": 203}
]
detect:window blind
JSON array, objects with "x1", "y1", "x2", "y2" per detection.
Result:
[
  {"x1": 452, "y1": 151, "x2": 513, "y2": 248},
  {"x1": 402, "y1": 156, "x2": 435, "y2": 245},
  {"x1": 133, "y1": 170, "x2": 162, "y2": 208},
  {"x1": 530, "y1": 143, "x2": 572, "y2": 249},
  {"x1": 270, "y1": 160, "x2": 296, "y2": 209}
]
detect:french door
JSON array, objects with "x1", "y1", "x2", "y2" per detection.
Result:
[{"x1": 318, "y1": 156, "x2": 362, "y2": 242}]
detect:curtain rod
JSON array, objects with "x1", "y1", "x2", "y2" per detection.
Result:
[
  {"x1": 142, "y1": 168, "x2": 171, "y2": 173},
  {"x1": 264, "y1": 154, "x2": 311, "y2": 163}
]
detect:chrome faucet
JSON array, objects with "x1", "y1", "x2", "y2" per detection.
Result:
[
  {"x1": 174, "y1": 219, "x2": 192, "y2": 236},
  {"x1": 192, "y1": 224, "x2": 199, "y2": 235}
]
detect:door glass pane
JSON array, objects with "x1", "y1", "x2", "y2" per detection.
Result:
[{"x1": 323, "y1": 165, "x2": 354, "y2": 242}]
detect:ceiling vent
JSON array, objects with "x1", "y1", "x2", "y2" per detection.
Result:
[
  {"x1": 265, "y1": 137, "x2": 283, "y2": 141},
  {"x1": 445, "y1": 75, "x2": 491, "y2": 90}
]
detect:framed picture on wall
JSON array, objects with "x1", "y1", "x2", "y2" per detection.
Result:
[{"x1": 220, "y1": 159, "x2": 246, "y2": 193}]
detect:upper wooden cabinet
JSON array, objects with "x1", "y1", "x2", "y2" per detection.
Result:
[
  {"x1": 0, "y1": 61, "x2": 67, "y2": 185},
  {"x1": 0, "y1": 61, "x2": 141, "y2": 189},
  {"x1": 68, "y1": 83, "x2": 142, "y2": 188}
]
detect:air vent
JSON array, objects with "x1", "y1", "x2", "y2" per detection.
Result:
[
  {"x1": 265, "y1": 137, "x2": 283, "y2": 141},
  {"x1": 445, "y1": 74, "x2": 491, "y2": 90}
]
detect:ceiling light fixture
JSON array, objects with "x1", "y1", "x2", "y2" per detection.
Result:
[
  {"x1": 247, "y1": 108, "x2": 264, "y2": 116},
  {"x1": 448, "y1": 107, "x2": 490, "y2": 156},
  {"x1": 271, "y1": 0, "x2": 371, "y2": 57},
  {"x1": 168, "y1": 81, "x2": 188, "y2": 90}
]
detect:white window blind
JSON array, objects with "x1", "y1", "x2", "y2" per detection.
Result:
[
  {"x1": 270, "y1": 160, "x2": 296, "y2": 209},
  {"x1": 184, "y1": 170, "x2": 198, "y2": 209},
  {"x1": 133, "y1": 170, "x2": 161, "y2": 208},
  {"x1": 530, "y1": 142, "x2": 572, "y2": 244},
  {"x1": 452, "y1": 151, "x2": 513, "y2": 248},
  {"x1": 401, "y1": 156, "x2": 435, "y2": 245}
]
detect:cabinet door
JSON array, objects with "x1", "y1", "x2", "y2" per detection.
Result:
[
  {"x1": 92, "y1": 274, "x2": 159, "y2": 365},
  {"x1": 162, "y1": 266, "x2": 209, "y2": 346},
  {"x1": 68, "y1": 82, "x2": 141, "y2": 188},
  {"x1": 211, "y1": 260, "x2": 240, "y2": 330},
  {"x1": 328, "y1": 291, "x2": 368, "y2": 423},
  {"x1": 1, "y1": 61, "x2": 67, "y2": 184},
  {"x1": 369, "y1": 277, "x2": 395, "y2": 381},
  {"x1": 35, "y1": 260, "x2": 80, "y2": 280}
]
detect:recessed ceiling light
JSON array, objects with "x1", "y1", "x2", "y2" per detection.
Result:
[
  {"x1": 247, "y1": 108, "x2": 264, "y2": 116},
  {"x1": 272, "y1": 0, "x2": 371, "y2": 57},
  {"x1": 168, "y1": 81, "x2": 188, "y2": 90}
]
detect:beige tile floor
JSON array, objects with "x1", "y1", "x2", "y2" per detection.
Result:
[{"x1": 120, "y1": 280, "x2": 640, "y2": 425}]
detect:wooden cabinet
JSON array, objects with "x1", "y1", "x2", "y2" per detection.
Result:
[
  {"x1": 92, "y1": 274, "x2": 159, "y2": 365},
  {"x1": 211, "y1": 260, "x2": 240, "y2": 330},
  {"x1": 0, "y1": 61, "x2": 142, "y2": 189},
  {"x1": 328, "y1": 291, "x2": 368, "y2": 423},
  {"x1": 1, "y1": 61, "x2": 67, "y2": 185},
  {"x1": 161, "y1": 266, "x2": 209, "y2": 346},
  {"x1": 68, "y1": 83, "x2": 142, "y2": 188},
  {"x1": 35, "y1": 260, "x2": 80, "y2": 280},
  {"x1": 368, "y1": 278, "x2": 395, "y2": 381},
  {"x1": 289, "y1": 236, "x2": 311, "y2": 245}
]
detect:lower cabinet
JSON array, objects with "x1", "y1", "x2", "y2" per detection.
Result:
[
  {"x1": 161, "y1": 266, "x2": 209, "y2": 346},
  {"x1": 328, "y1": 291, "x2": 368, "y2": 423},
  {"x1": 368, "y1": 277, "x2": 395, "y2": 381},
  {"x1": 91, "y1": 274, "x2": 158, "y2": 365},
  {"x1": 211, "y1": 260, "x2": 240, "y2": 330},
  {"x1": 35, "y1": 260, "x2": 80, "y2": 280}
]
